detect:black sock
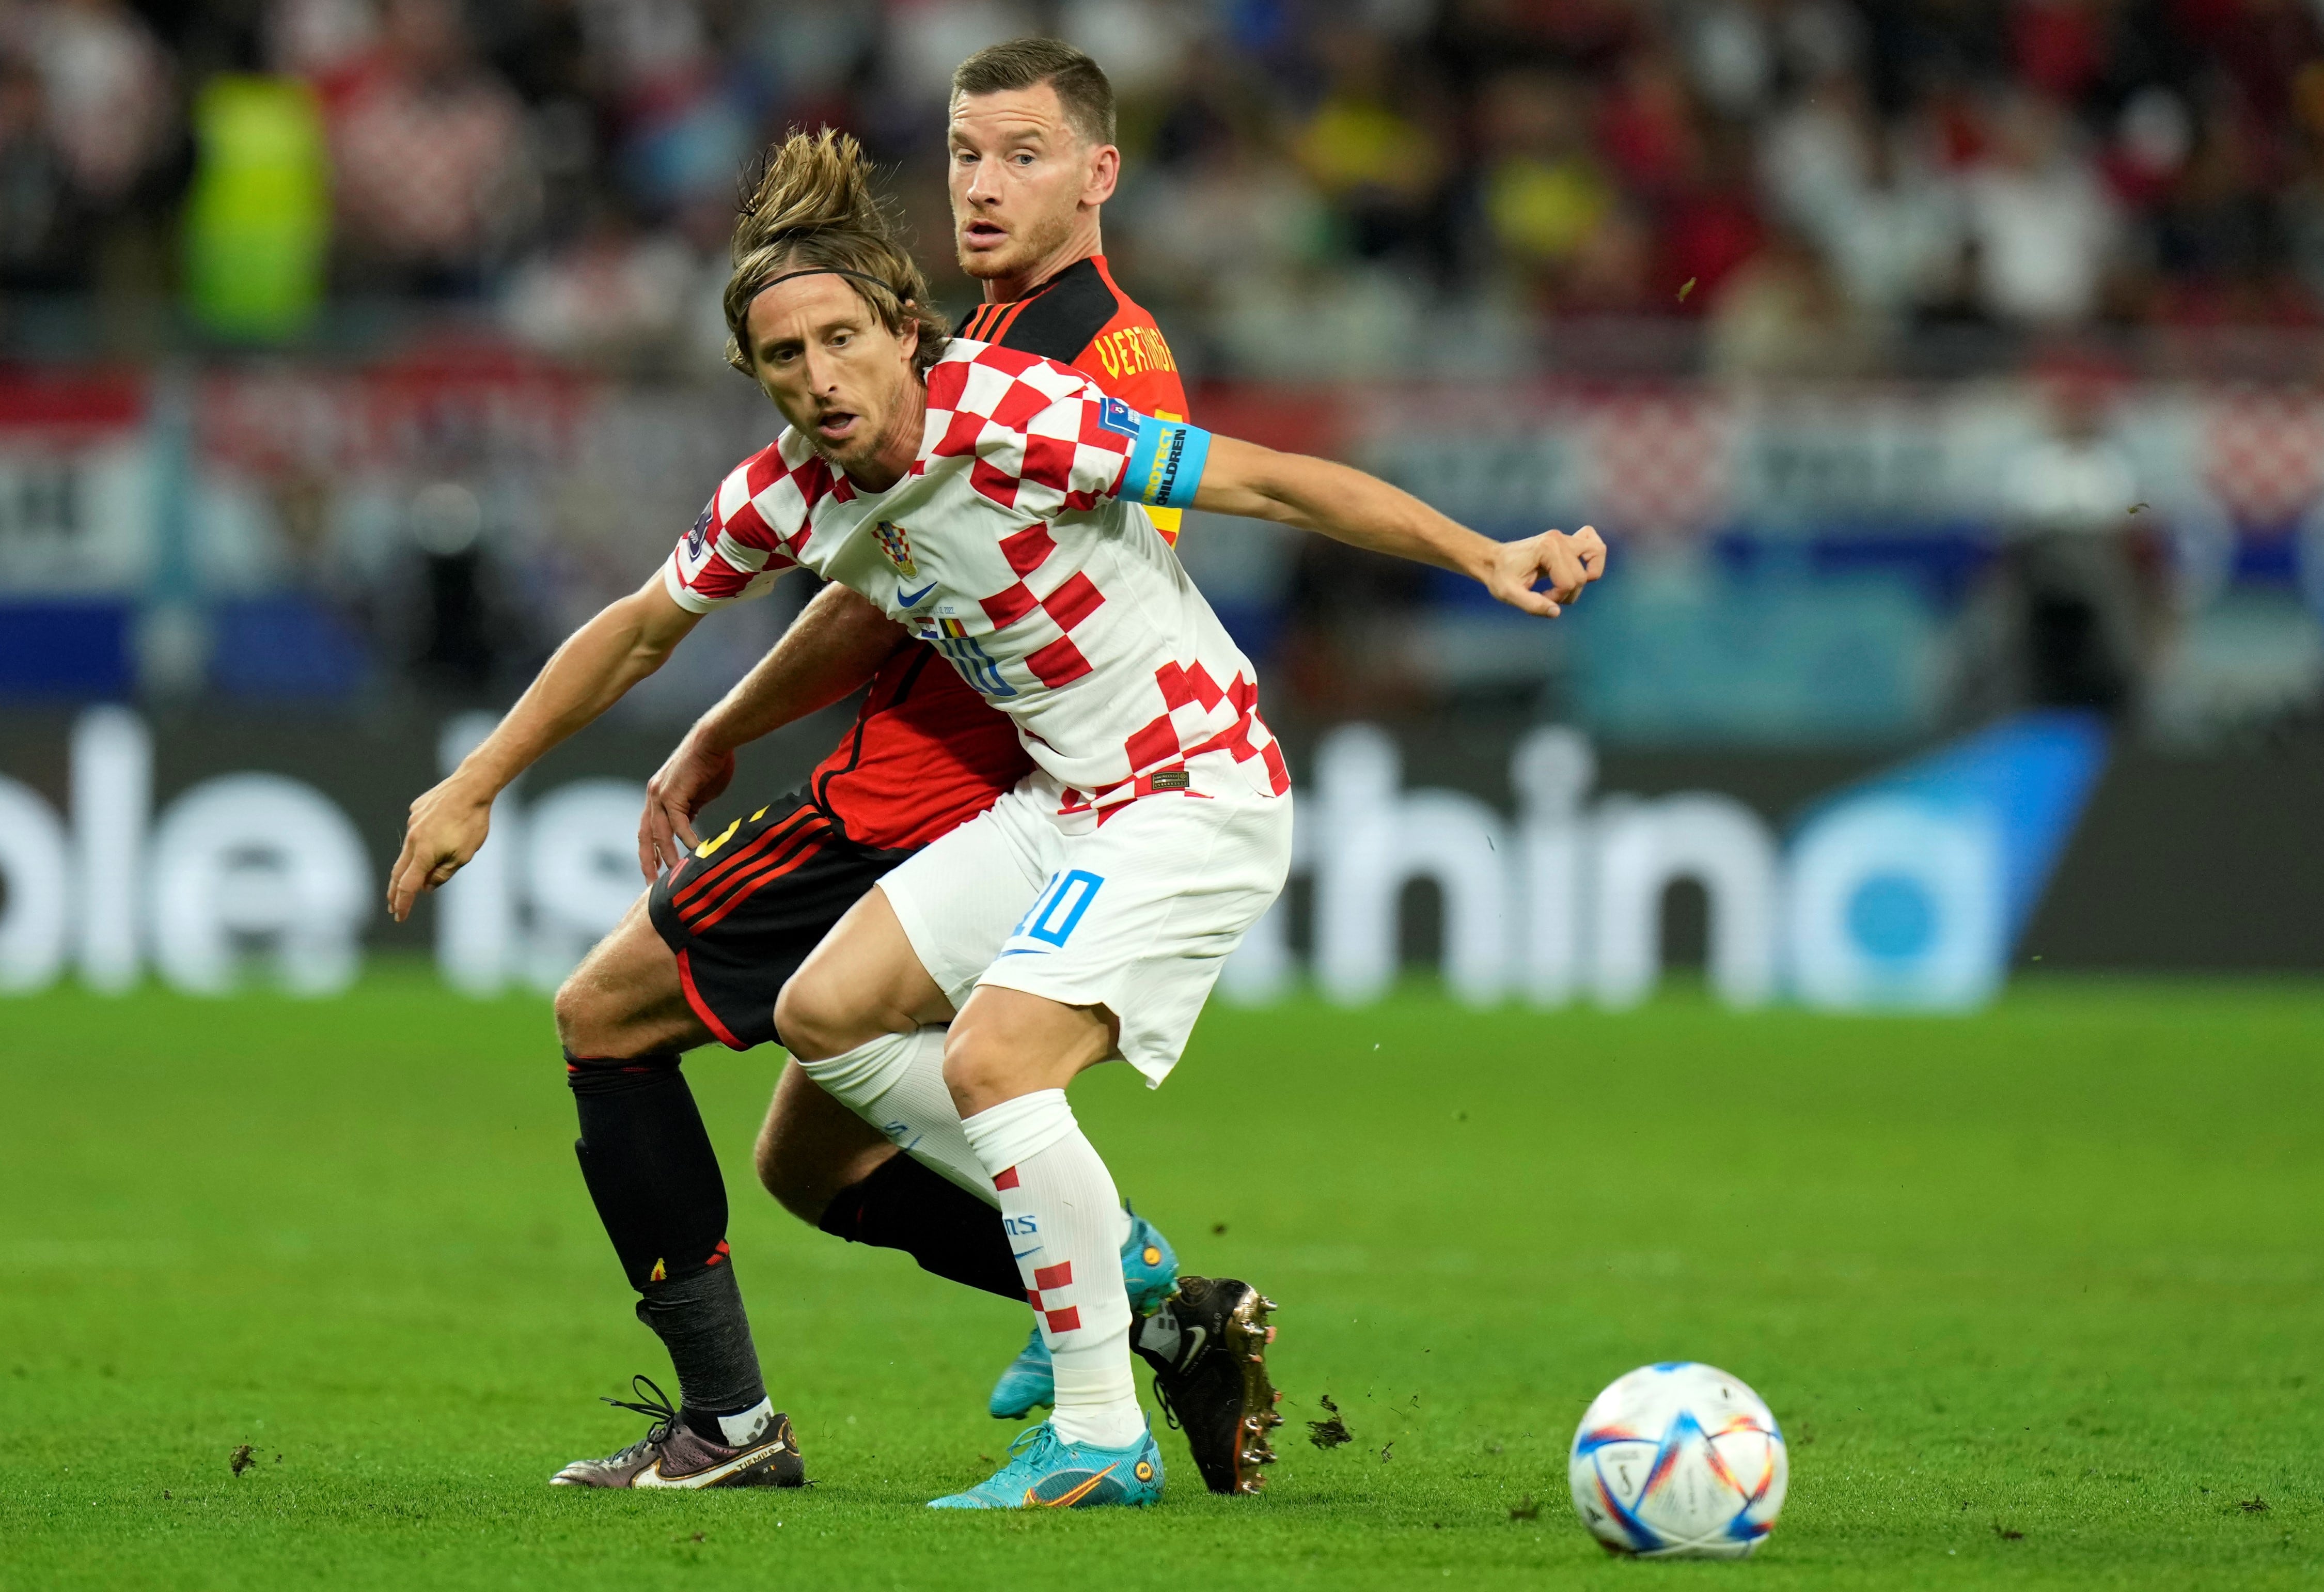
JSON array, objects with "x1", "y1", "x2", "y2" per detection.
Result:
[
  {"x1": 568, "y1": 1052, "x2": 767, "y2": 1429},
  {"x1": 636, "y1": 1263, "x2": 765, "y2": 1438},
  {"x1": 819, "y1": 1151, "x2": 1026, "y2": 1303}
]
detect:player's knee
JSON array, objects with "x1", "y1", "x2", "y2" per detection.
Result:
[
  {"x1": 552, "y1": 970, "x2": 601, "y2": 1053},
  {"x1": 939, "y1": 1024, "x2": 1012, "y2": 1117},
  {"x1": 555, "y1": 958, "x2": 657, "y2": 1059},
  {"x1": 773, "y1": 970, "x2": 853, "y2": 1062}
]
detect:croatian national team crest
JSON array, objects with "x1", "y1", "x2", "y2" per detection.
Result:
[{"x1": 873, "y1": 519, "x2": 918, "y2": 578}]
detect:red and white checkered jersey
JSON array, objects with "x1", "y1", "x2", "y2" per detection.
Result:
[{"x1": 664, "y1": 340, "x2": 1289, "y2": 818}]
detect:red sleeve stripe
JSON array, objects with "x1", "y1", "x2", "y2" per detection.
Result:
[
  {"x1": 980, "y1": 299, "x2": 1032, "y2": 344},
  {"x1": 682, "y1": 554, "x2": 759, "y2": 602}
]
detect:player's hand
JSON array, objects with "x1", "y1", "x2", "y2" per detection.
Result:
[
  {"x1": 1484, "y1": 524, "x2": 1606, "y2": 616},
  {"x1": 386, "y1": 777, "x2": 495, "y2": 923},
  {"x1": 639, "y1": 732, "x2": 736, "y2": 880}
]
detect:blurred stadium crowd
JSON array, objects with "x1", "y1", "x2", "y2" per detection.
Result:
[
  {"x1": 11, "y1": 0, "x2": 2324, "y2": 373},
  {"x1": 4, "y1": 0, "x2": 2324, "y2": 745}
]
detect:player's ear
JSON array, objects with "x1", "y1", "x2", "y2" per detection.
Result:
[{"x1": 1086, "y1": 143, "x2": 1120, "y2": 206}]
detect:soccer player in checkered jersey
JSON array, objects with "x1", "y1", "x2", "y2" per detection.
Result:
[
  {"x1": 387, "y1": 45, "x2": 1290, "y2": 1495},
  {"x1": 643, "y1": 39, "x2": 1252, "y2": 1469},
  {"x1": 696, "y1": 132, "x2": 1597, "y2": 1508}
]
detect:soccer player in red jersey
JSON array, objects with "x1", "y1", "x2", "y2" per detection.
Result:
[{"x1": 387, "y1": 43, "x2": 1264, "y2": 1494}]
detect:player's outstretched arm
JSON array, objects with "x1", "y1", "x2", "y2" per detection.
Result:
[
  {"x1": 638, "y1": 583, "x2": 909, "y2": 878},
  {"x1": 1190, "y1": 436, "x2": 1606, "y2": 615},
  {"x1": 387, "y1": 575, "x2": 705, "y2": 923}
]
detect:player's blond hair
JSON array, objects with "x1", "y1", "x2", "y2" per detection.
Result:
[{"x1": 723, "y1": 129, "x2": 949, "y2": 378}]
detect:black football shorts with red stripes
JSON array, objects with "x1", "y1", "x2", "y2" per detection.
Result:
[{"x1": 647, "y1": 792, "x2": 912, "y2": 1051}]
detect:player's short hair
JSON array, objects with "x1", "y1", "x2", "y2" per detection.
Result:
[
  {"x1": 951, "y1": 37, "x2": 1116, "y2": 147},
  {"x1": 723, "y1": 128, "x2": 950, "y2": 378}
]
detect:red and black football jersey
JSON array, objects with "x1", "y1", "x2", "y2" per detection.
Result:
[{"x1": 957, "y1": 254, "x2": 1191, "y2": 543}]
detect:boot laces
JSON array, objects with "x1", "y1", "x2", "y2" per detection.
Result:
[
  {"x1": 601, "y1": 1374, "x2": 684, "y2": 1455},
  {"x1": 1152, "y1": 1372, "x2": 1183, "y2": 1432}
]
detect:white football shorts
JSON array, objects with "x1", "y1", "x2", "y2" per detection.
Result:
[{"x1": 878, "y1": 777, "x2": 1293, "y2": 1085}]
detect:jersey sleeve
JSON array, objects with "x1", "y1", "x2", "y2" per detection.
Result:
[
  {"x1": 926, "y1": 348, "x2": 1213, "y2": 521},
  {"x1": 925, "y1": 354, "x2": 1133, "y2": 518},
  {"x1": 662, "y1": 445, "x2": 804, "y2": 612},
  {"x1": 1077, "y1": 326, "x2": 1189, "y2": 426},
  {"x1": 1072, "y1": 310, "x2": 1193, "y2": 540}
]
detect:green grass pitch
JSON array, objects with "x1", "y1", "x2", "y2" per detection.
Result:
[{"x1": 1, "y1": 974, "x2": 2317, "y2": 1589}]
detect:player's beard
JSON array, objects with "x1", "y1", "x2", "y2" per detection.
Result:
[
  {"x1": 957, "y1": 203, "x2": 1076, "y2": 288},
  {"x1": 808, "y1": 383, "x2": 922, "y2": 480}
]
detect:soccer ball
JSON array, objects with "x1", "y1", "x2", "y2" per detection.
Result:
[{"x1": 1567, "y1": 1362, "x2": 1788, "y2": 1558}]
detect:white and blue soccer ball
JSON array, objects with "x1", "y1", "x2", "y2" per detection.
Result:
[{"x1": 1567, "y1": 1362, "x2": 1788, "y2": 1558}]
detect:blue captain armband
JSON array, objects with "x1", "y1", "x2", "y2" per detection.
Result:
[{"x1": 1116, "y1": 407, "x2": 1212, "y2": 510}]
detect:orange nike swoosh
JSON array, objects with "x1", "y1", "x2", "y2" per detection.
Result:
[{"x1": 1032, "y1": 1464, "x2": 1118, "y2": 1508}]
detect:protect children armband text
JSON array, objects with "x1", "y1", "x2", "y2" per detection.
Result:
[{"x1": 1111, "y1": 402, "x2": 1212, "y2": 510}]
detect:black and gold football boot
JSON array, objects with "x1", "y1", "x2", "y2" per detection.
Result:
[{"x1": 1141, "y1": 1275, "x2": 1282, "y2": 1494}]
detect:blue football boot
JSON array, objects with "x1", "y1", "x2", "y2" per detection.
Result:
[
  {"x1": 930, "y1": 1419, "x2": 1164, "y2": 1510},
  {"x1": 988, "y1": 1204, "x2": 1178, "y2": 1419}
]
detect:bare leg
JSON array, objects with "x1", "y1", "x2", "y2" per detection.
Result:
[
  {"x1": 942, "y1": 986, "x2": 1116, "y2": 1115},
  {"x1": 774, "y1": 885, "x2": 954, "y2": 1060},
  {"x1": 554, "y1": 895, "x2": 711, "y2": 1058},
  {"x1": 755, "y1": 1060, "x2": 897, "y2": 1224},
  {"x1": 556, "y1": 887, "x2": 988, "y2": 1237}
]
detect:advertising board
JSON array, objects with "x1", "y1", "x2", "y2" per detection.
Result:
[{"x1": 2, "y1": 707, "x2": 2140, "y2": 1011}]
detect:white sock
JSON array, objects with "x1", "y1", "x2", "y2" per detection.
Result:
[
  {"x1": 962, "y1": 1089, "x2": 1142, "y2": 1450},
  {"x1": 791, "y1": 1028, "x2": 991, "y2": 1202},
  {"x1": 717, "y1": 1397, "x2": 775, "y2": 1447}
]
